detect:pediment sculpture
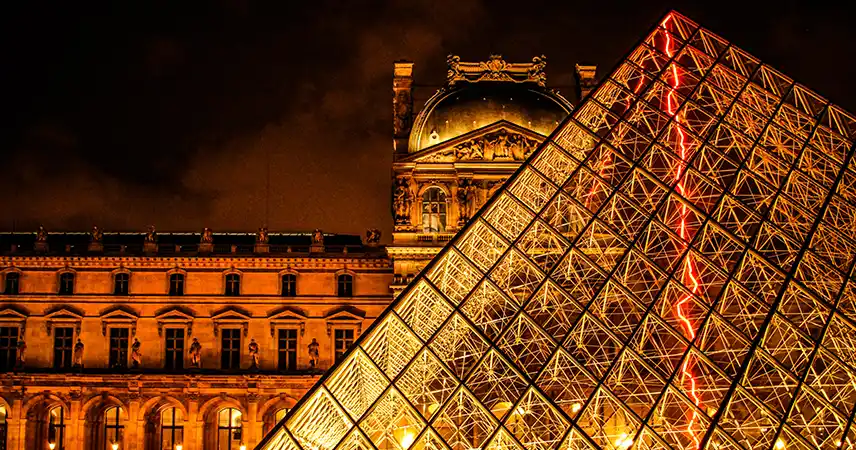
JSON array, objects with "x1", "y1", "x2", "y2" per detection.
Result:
[{"x1": 418, "y1": 129, "x2": 540, "y2": 163}]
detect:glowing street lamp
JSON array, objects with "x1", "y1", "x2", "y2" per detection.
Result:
[
  {"x1": 175, "y1": 445, "x2": 183, "y2": 450},
  {"x1": 48, "y1": 443, "x2": 55, "y2": 450},
  {"x1": 240, "y1": 445, "x2": 247, "y2": 450},
  {"x1": 111, "y1": 443, "x2": 119, "y2": 450}
]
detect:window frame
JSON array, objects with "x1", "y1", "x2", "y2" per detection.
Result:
[
  {"x1": 52, "y1": 326, "x2": 75, "y2": 370},
  {"x1": 48, "y1": 406, "x2": 66, "y2": 450},
  {"x1": 216, "y1": 408, "x2": 243, "y2": 450},
  {"x1": 2, "y1": 271, "x2": 20, "y2": 295},
  {"x1": 164, "y1": 327, "x2": 185, "y2": 371},
  {"x1": 276, "y1": 328, "x2": 299, "y2": 372},
  {"x1": 160, "y1": 407, "x2": 183, "y2": 450},
  {"x1": 224, "y1": 273, "x2": 241, "y2": 297},
  {"x1": 103, "y1": 406, "x2": 123, "y2": 450},
  {"x1": 336, "y1": 274, "x2": 353, "y2": 297},
  {"x1": 421, "y1": 186, "x2": 448, "y2": 233},
  {"x1": 112, "y1": 272, "x2": 130, "y2": 296},
  {"x1": 0, "y1": 327, "x2": 19, "y2": 371},
  {"x1": 220, "y1": 328, "x2": 242, "y2": 370},
  {"x1": 332, "y1": 327, "x2": 356, "y2": 364},
  {"x1": 168, "y1": 272, "x2": 185, "y2": 296},
  {"x1": 108, "y1": 327, "x2": 130, "y2": 369},
  {"x1": 280, "y1": 273, "x2": 297, "y2": 297},
  {"x1": 58, "y1": 272, "x2": 75, "y2": 295}
]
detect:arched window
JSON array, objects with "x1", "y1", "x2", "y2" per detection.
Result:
[
  {"x1": 59, "y1": 273, "x2": 75, "y2": 295},
  {"x1": 48, "y1": 406, "x2": 65, "y2": 450},
  {"x1": 225, "y1": 274, "x2": 241, "y2": 297},
  {"x1": 281, "y1": 274, "x2": 296, "y2": 297},
  {"x1": 217, "y1": 408, "x2": 242, "y2": 450},
  {"x1": 169, "y1": 274, "x2": 184, "y2": 296},
  {"x1": 0, "y1": 405, "x2": 7, "y2": 450},
  {"x1": 336, "y1": 274, "x2": 353, "y2": 297},
  {"x1": 160, "y1": 408, "x2": 183, "y2": 450},
  {"x1": 103, "y1": 407, "x2": 123, "y2": 450},
  {"x1": 113, "y1": 273, "x2": 129, "y2": 295},
  {"x1": 274, "y1": 408, "x2": 289, "y2": 424},
  {"x1": 3, "y1": 272, "x2": 19, "y2": 295},
  {"x1": 422, "y1": 187, "x2": 447, "y2": 232}
]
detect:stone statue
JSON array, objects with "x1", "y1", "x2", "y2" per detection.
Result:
[
  {"x1": 90, "y1": 226, "x2": 103, "y2": 243},
  {"x1": 248, "y1": 338, "x2": 260, "y2": 369},
  {"x1": 393, "y1": 178, "x2": 412, "y2": 225},
  {"x1": 457, "y1": 179, "x2": 477, "y2": 224},
  {"x1": 131, "y1": 338, "x2": 142, "y2": 368},
  {"x1": 256, "y1": 227, "x2": 269, "y2": 245},
  {"x1": 529, "y1": 55, "x2": 548, "y2": 86},
  {"x1": 37, "y1": 226, "x2": 48, "y2": 242},
  {"x1": 201, "y1": 227, "x2": 214, "y2": 244},
  {"x1": 311, "y1": 229, "x2": 324, "y2": 246},
  {"x1": 365, "y1": 229, "x2": 381, "y2": 245},
  {"x1": 145, "y1": 225, "x2": 157, "y2": 243},
  {"x1": 73, "y1": 339, "x2": 84, "y2": 368},
  {"x1": 308, "y1": 338, "x2": 320, "y2": 369},
  {"x1": 393, "y1": 90, "x2": 412, "y2": 137},
  {"x1": 189, "y1": 338, "x2": 202, "y2": 368},
  {"x1": 15, "y1": 339, "x2": 26, "y2": 369}
]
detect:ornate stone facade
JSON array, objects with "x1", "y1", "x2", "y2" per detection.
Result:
[
  {"x1": 0, "y1": 231, "x2": 391, "y2": 450},
  {"x1": 388, "y1": 56, "x2": 594, "y2": 296}
]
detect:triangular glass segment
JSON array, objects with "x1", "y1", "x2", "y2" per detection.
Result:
[{"x1": 259, "y1": 10, "x2": 856, "y2": 450}]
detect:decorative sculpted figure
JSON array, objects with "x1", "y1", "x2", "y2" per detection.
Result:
[
  {"x1": 145, "y1": 225, "x2": 157, "y2": 243},
  {"x1": 73, "y1": 339, "x2": 84, "y2": 368},
  {"x1": 201, "y1": 227, "x2": 214, "y2": 244},
  {"x1": 189, "y1": 338, "x2": 202, "y2": 368},
  {"x1": 393, "y1": 90, "x2": 412, "y2": 136},
  {"x1": 37, "y1": 226, "x2": 48, "y2": 242},
  {"x1": 249, "y1": 338, "x2": 260, "y2": 369},
  {"x1": 256, "y1": 226, "x2": 269, "y2": 245},
  {"x1": 90, "y1": 226, "x2": 103, "y2": 243},
  {"x1": 365, "y1": 228, "x2": 381, "y2": 245},
  {"x1": 131, "y1": 338, "x2": 142, "y2": 368},
  {"x1": 393, "y1": 178, "x2": 412, "y2": 225},
  {"x1": 15, "y1": 339, "x2": 26, "y2": 369},
  {"x1": 446, "y1": 54, "x2": 462, "y2": 85},
  {"x1": 311, "y1": 229, "x2": 324, "y2": 246},
  {"x1": 308, "y1": 338, "x2": 320, "y2": 369},
  {"x1": 529, "y1": 55, "x2": 548, "y2": 86},
  {"x1": 457, "y1": 179, "x2": 477, "y2": 224}
]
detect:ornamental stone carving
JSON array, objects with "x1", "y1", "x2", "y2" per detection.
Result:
[
  {"x1": 393, "y1": 178, "x2": 412, "y2": 226},
  {"x1": 419, "y1": 130, "x2": 540, "y2": 163},
  {"x1": 446, "y1": 54, "x2": 548, "y2": 87},
  {"x1": 457, "y1": 179, "x2": 477, "y2": 225}
]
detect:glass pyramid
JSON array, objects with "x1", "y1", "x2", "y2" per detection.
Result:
[{"x1": 260, "y1": 11, "x2": 856, "y2": 450}]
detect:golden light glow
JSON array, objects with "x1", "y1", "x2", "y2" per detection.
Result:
[
  {"x1": 48, "y1": 443, "x2": 55, "y2": 450},
  {"x1": 258, "y1": 11, "x2": 856, "y2": 450},
  {"x1": 111, "y1": 443, "x2": 119, "y2": 450},
  {"x1": 400, "y1": 432, "x2": 415, "y2": 450}
]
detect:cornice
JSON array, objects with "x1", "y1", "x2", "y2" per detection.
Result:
[{"x1": 0, "y1": 255, "x2": 391, "y2": 270}]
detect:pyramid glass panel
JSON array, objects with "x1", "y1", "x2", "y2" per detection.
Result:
[{"x1": 258, "y1": 11, "x2": 856, "y2": 450}]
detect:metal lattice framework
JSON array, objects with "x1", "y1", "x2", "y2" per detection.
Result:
[{"x1": 259, "y1": 11, "x2": 856, "y2": 450}]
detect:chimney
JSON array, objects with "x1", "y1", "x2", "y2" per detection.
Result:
[
  {"x1": 393, "y1": 61, "x2": 414, "y2": 155},
  {"x1": 574, "y1": 64, "x2": 598, "y2": 102}
]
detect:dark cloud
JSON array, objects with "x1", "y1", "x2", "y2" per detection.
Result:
[{"x1": 2, "y1": 1, "x2": 854, "y2": 239}]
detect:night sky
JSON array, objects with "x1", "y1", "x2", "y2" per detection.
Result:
[{"x1": 2, "y1": 1, "x2": 854, "y2": 241}]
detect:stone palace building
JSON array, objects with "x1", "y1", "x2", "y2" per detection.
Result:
[{"x1": 0, "y1": 56, "x2": 594, "y2": 450}]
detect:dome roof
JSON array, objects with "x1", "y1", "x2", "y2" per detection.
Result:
[{"x1": 409, "y1": 82, "x2": 573, "y2": 152}]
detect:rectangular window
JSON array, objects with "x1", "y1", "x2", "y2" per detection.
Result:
[
  {"x1": 0, "y1": 327, "x2": 19, "y2": 370},
  {"x1": 281, "y1": 274, "x2": 296, "y2": 297},
  {"x1": 334, "y1": 329, "x2": 354, "y2": 363},
  {"x1": 277, "y1": 329, "x2": 298, "y2": 371},
  {"x1": 108, "y1": 328, "x2": 129, "y2": 369},
  {"x1": 59, "y1": 273, "x2": 75, "y2": 295},
  {"x1": 337, "y1": 275, "x2": 353, "y2": 297},
  {"x1": 4, "y1": 272, "x2": 20, "y2": 295},
  {"x1": 221, "y1": 329, "x2": 241, "y2": 370},
  {"x1": 169, "y1": 273, "x2": 184, "y2": 296},
  {"x1": 113, "y1": 273, "x2": 129, "y2": 295},
  {"x1": 165, "y1": 328, "x2": 185, "y2": 370},
  {"x1": 53, "y1": 327, "x2": 74, "y2": 370},
  {"x1": 225, "y1": 274, "x2": 240, "y2": 296}
]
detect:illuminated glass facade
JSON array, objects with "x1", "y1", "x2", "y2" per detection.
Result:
[{"x1": 259, "y1": 11, "x2": 856, "y2": 450}]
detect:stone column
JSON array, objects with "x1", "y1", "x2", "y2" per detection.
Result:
[
  {"x1": 126, "y1": 395, "x2": 141, "y2": 450},
  {"x1": 10, "y1": 396, "x2": 23, "y2": 450},
  {"x1": 187, "y1": 394, "x2": 200, "y2": 450},
  {"x1": 69, "y1": 396, "x2": 83, "y2": 450},
  {"x1": 246, "y1": 394, "x2": 260, "y2": 449},
  {"x1": 393, "y1": 61, "x2": 414, "y2": 155}
]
